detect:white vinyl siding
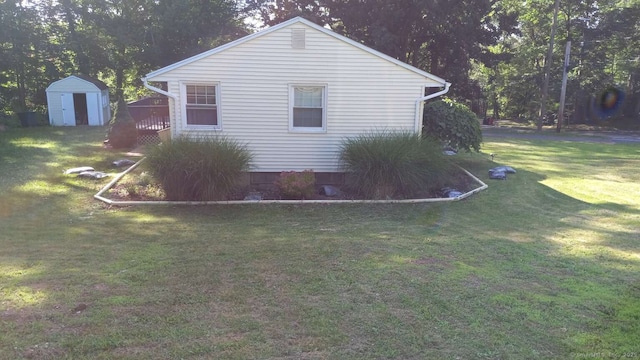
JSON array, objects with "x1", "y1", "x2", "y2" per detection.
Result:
[
  {"x1": 148, "y1": 22, "x2": 443, "y2": 172},
  {"x1": 290, "y1": 85, "x2": 327, "y2": 132}
]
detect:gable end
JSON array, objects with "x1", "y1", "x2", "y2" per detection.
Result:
[{"x1": 291, "y1": 28, "x2": 305, "y2": 49}]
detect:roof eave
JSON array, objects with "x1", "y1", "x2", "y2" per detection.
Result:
[{"x1": 145, "y1": 17, "x2": 447, "y2": 86}]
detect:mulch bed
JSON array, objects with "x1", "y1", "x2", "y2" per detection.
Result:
[{"x1": 106, "y1": 167, "x2": 477, "y2": 202}]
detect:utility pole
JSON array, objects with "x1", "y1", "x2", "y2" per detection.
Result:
[
  {"x1": 557, "y1": 41, "x2": 571, "y2": 132},
  {"x1": 538, "y1": 0, "x2": 561, "y2": 131}
]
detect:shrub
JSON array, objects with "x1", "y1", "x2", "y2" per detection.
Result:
[
  {"x1": 274, "y1": 170, "x2": 316, "y2": 199},
  {"x1": 107, "y1": 98, "x2": 138, "y2": 149},
  {"x1": 423, "y1": 98, "x2": 482, "y2": 152},
  {"x1": 145, "y1": 136, "x2": 253, "y2": 201},
  {"x1": 340, "y1": 131, "x2": 453, "y2": 199}
]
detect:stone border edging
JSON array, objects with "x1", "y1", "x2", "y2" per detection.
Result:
[{"x1": 94, "y1": 158, "x2": 488, "y2": 206}]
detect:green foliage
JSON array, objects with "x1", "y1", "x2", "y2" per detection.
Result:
[
  {"x1": 257, "y1": 0, "x2": 518, "y2": 100},
  {"x1": 274, "y1": 170, "x2": 316, "y2": 199},
  {"x1": 340, "y1": 131, "x2": 453, "y2": 199},
  {"x1": 145, "y1": 136, "x2": 253, "y2": 201},
  {"x1": 107, "y1": 98, "x2": 137, "y2": 149},
  {"x1": 423, "y1": 99, "x2": 483, "y2": 152}
]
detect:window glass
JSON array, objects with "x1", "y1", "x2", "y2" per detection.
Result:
[
  {"x1": 292, "y1": 86, "x2": 325, "y2": 129},
  {"x1": 187, "y1": 85, "x2": 216, "y2": 105},
  {"x1": 185, "y1": 84, "x2": 218, "y2": 127},
  {"x1": 293, "y1": 108, "x2": 323, "y2": 127},
  {"x1": 294, "y1": 87, "x2": 322, "y2": 107},
  {"x1": 186, "y1": 107, "x2": 217, "y2": 125}
]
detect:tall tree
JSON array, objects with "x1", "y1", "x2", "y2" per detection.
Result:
[
  {"x1": 142, "y1": 0, "x2": 245, "y2": 69},
  {"x1": 0, "y1": 1, "x2": 48, "y2": 112},
  {"x1": 495, "y1": 0, "x2": 640, "y2": 124},
  {"x1": 253, "y1": 0, "x2": 518, "y2": 100}
]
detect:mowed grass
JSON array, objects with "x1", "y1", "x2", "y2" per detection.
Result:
[{"x1": 1, "y1": 127, "x2": 639, "y2": 359}]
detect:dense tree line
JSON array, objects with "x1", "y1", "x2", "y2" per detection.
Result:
[
  {"x1": 1, "y1": 0, "x2": 638, "y2": 127},
  {"x1": 0, "y1": 0, "x2": 244, "y2": 111}
]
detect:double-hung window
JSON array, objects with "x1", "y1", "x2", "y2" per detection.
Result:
[
  {"x1": 183, "y1": 84, "x2": 220, "y2": 129},
  {"x1": 289, "y1": 85, "x2": 327, "y2": 132}
]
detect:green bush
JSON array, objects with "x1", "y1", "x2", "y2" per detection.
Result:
[
  {"x1": 107, "y1": 98, "x2": 138, "y2": 149},
  {"x1": 274, "y1": 170, "x2": 316, "y2": 199},
  {"x1": 340, "y1": 131, "x2": 453, "y2": 199},
  {"x1": 423, "y1": 99, "x2": 482, "y2": 152},
  {"x1": 145, "y1": 136, "x2": 253, "y2": 201}
]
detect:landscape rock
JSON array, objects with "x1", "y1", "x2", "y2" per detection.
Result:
[
  {"x1": 64, "y1": 166, "x2": 94, "y2": 174},
  {"x1": 489, "y1": 166, "x2": 516, "y2": 174},
  {"x1": 77, "y1": 171, "x2": 109, "y2": 179},
  {"x1": 319, "y1": 185, "x2": 341, "y2": 197},
  {"x1": 489, "y1": 170, "x2": 507, "y2": 180},
  {"x1": 441, "y1": 187, "x2": 463, "y2": 198},
  {"x1": 243, "y1": 192, "x2": 263, "y2": 201},
  {"x1": 112, "y1": 159, "x2": 136, "y2": 168},
  {"x1": 443, "y1": 146, "x2": 458, "y2": 156}
]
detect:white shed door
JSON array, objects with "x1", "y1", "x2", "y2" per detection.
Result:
[
  {"x1": 61, "y1": 93, "x2": 76, "y2": 126},
  {"x1": 86, "y1": 93, "x2": 100, "y2": 126}
]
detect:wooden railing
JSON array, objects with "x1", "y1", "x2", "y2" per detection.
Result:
[{"x1": 128, "y1": 104, "x2": 170, "y2": 132}]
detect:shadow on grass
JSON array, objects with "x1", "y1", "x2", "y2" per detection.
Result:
[{"x1": 1, "y1": 130, "x2": 639, "y2": 358}]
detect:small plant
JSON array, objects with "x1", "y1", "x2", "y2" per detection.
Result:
[
  {"x1": 137, "y1": 172, "x2": 153, "y2": 187},
  {"x1": 423, "y1": 98, "x2": 482, "y2": 152},
  {"x1": 340, "y1": 131, "x2": 452, "y2": 199},
  {"x1": 274, "y1": 170, "x2": 316, "y2": 199},
  {"x1": 145, "y1": 135, "x2": 253, "y2": 201}
]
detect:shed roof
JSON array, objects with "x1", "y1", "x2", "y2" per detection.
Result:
[
  {"x1": 46, "y1": 75, "x2": 108, "y2": 91},
  {"x1": 144, "y1": 17, "x2": 447, "y2": 86},
  {"x1": 74, "y1": 75, "x2": 108, "y2": 90}
]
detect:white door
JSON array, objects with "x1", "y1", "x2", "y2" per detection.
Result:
[
  {"x1": 60, "y1": 93, "x2": 76, "y2": 126},
  {"x1": 86, "y1": 93, "x2": 100, "y2": 126}
]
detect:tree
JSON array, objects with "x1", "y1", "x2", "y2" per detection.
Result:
[
  {"x1": 495, "y1": 0, "x2": 640, "y2": 126},
  {"x1": 0, "y1": 1, "x2": 48, "y2": 112},
  {"x1": 251, "y1": 0, "x2": 518, "y2": 101},
  {"x1": 142, "y1": 0, "x2": 245, "y2": 69}
]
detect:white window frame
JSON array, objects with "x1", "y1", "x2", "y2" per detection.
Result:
[
  {"x1": 288, "y1": 84, "x2": 327, "y2": 133},
  {"x1": 180, "y1": 82, "x2": 222, "y2": 130}
]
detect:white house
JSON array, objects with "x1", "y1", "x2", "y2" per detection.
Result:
[
  {"x1": 143, "y1": 17, "x2": 450, "y2": 173},
  {"x1": 46, "y1": 75, "x2": 111, "y2": 126}
]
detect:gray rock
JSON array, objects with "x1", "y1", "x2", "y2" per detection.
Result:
[
  {"x1": 319, "y1": 185, "x2": 341, "y2": 197},
  {"x1": 489, "y1": 166, "x2": 516, "y2": 174},
  {"x1": 112, "y1": 159, "x2": 136, "y2": 168},
  {"x1": 489, "y1": 170, "x2": 507, "y2": 180},
  {"x1": 441, "y1": 187, "x2": 463, "y2": 198},
  {"x1": 64, "y1": 166, "x2": 94, "y2": 174},
  {"x1": 244, "y1": 192, "x2": 263, "y2": 201},
  {"x1": 78, "y1": 171, "x2": 109, "y2": 179}
]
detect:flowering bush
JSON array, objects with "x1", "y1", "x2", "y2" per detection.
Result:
[{"x1": 274, "y1": 170, "x2": 316, "y2": 199}]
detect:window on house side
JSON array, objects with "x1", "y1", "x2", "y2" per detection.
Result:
[
  {"x1": 185, "y1": 84, "x2": 219, "y2": 127},
  {"x1": 290, "y1": 85, "x2": 326, "y2": 131}
]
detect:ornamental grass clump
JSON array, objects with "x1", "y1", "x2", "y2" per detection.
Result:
[
  {"x1": 274, "y1": 170, "x2": 316, "y2": 199},
  {"x1": 340, "y1": 131, "x2": 453, "y2": 199},
  {"x1": 145, "y1": 136, "x2": 253, "y2": 201}
]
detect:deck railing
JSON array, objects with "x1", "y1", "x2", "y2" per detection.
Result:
[{"x1": 128, "y1": 102, "x2": 170, "y2": 144}]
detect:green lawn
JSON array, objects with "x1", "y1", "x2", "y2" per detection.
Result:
[{"x1": 1, "y1": 127, "x2": 639, "y2": 359}]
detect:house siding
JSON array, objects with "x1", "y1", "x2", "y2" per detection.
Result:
[{"x1": 149, "y1": 22, "x2": 442, "y2": 172}]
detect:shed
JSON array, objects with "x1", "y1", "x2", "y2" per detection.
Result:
[
  {"x1": 46, "y1": 75, "x2": 111, "y2": 126},
  {"x1": 143, "y1": 17, "x2": 450, "y2": 174}
]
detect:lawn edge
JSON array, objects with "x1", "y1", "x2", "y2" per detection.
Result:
[{"x1": 94, "y1": 159, "x2": 488, "y2": 206}]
